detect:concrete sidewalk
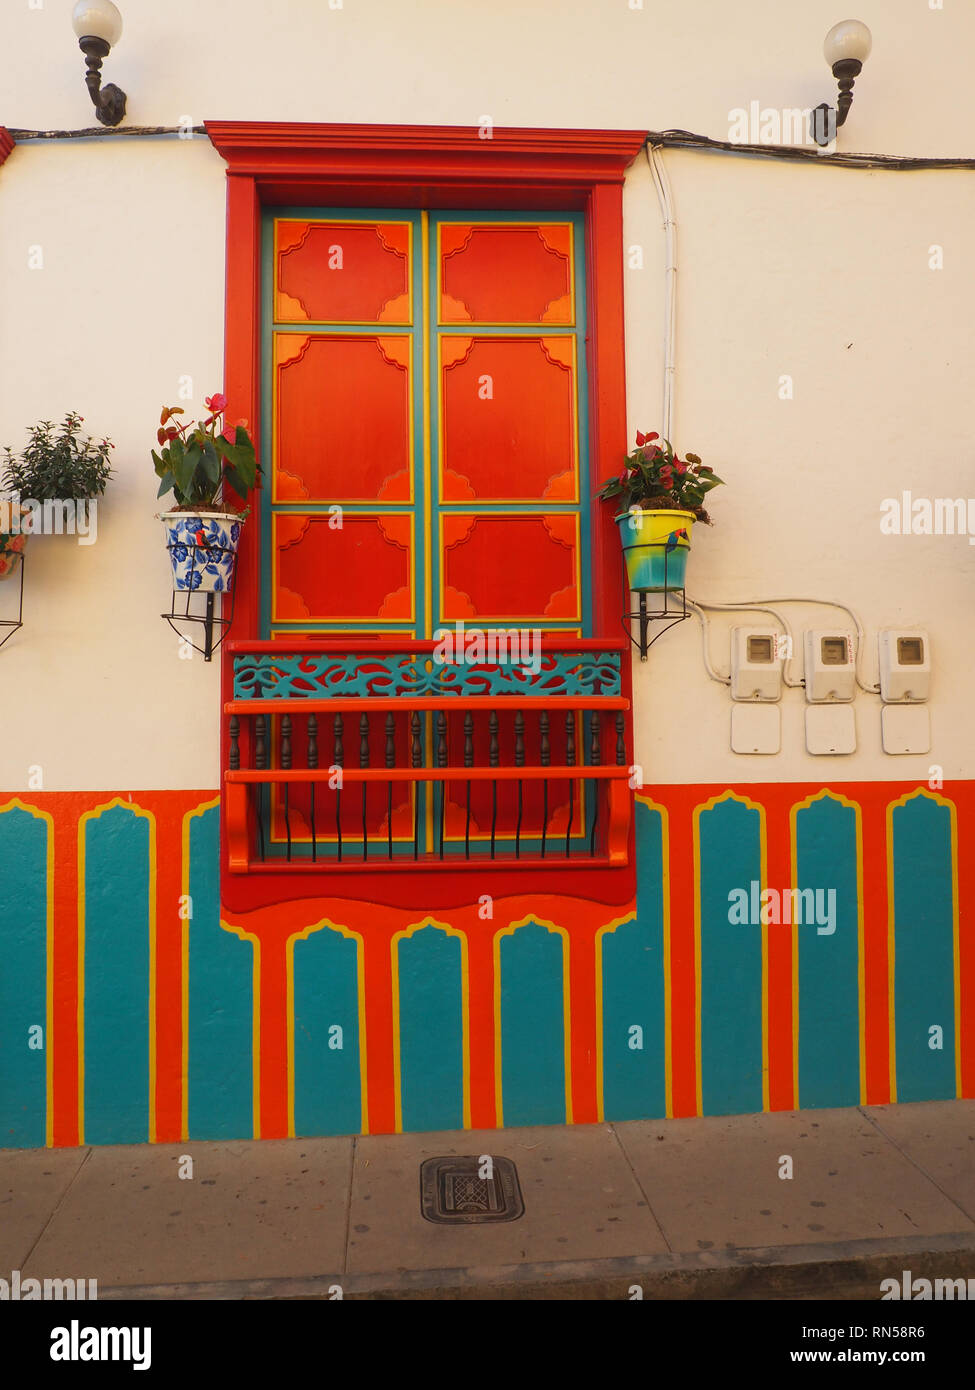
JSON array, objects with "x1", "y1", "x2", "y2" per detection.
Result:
[{"x1": 2, "y1": 1101, "x2": 973, "y2": 1300}]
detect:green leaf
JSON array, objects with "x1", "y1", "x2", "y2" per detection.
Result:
[
  {"x1": 201, "y1": 439, "x2": 221, "y2": 483},
  {"x1": 157, "y1": 474, "x2": 176, "y2": 499}
]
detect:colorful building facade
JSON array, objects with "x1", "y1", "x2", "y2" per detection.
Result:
[{"x1": 1, "y1": 5, "x2": 972, "y2": 1150}]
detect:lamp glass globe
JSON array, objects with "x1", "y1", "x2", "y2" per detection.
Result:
[
  {"x1": 72, "y1": 1, "x2": 123, "y2": 47},
  {"x1": 823, "y1": 19, "x2": 872, "y2": 66}
]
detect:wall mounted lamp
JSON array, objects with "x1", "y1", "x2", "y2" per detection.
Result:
[
  {"x1": 71, "y1": 1, "x2": 127, "y2": 127},
  {"x1": 811, "y1": 19, "x2": 872, "y2": 146}
]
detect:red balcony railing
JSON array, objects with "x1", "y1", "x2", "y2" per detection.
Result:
[{"x1": 223, "y1": 637, "x2": 631, "y2": 872}]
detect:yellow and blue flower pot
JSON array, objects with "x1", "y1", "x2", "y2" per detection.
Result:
[{"x1": 616, "y1": 508, "x2": 696, "y2": 592}]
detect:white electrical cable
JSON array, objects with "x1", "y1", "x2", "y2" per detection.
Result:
[
  {"x1": 690, "y1": 596, "x2": 881, "y2": 693},
  {"x1": 642, "y1": 145, "x2": 882, "y2": 699},
  {"x1": 686, "y1": 598, "x2": 800, "y2": 685},
  {"x1": 684, "y1": 600, "x2": 731, "y2": 684},
  {"x1": 646, "y1": 143, "x2": 677, "y2": 441}
]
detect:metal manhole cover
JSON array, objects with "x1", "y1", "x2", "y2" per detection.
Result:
[{"x1": 420, "y1": 1155, "x2": 524, "y2": 1224}]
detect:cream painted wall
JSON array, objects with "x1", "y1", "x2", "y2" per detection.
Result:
[{"x1": 0, "y1": 0, "x2": 972, "y2": 790}]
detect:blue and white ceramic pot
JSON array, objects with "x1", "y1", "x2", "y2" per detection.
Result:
[{"x1": 159, "y1": 511, "x2": 243, "y2": 593}]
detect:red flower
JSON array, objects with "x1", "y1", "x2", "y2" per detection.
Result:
[
  {"x1": 205, "y1": 393, "x2": 228, "y2": 413},
  {"x1": 157, "y1": 426, "x2": 178, "y2": 445},
  {"x1": 635, "y1": 430, "x2": 659, "y2": 447},
  {"x1": 642, "y1": 445, "x2": 661, "y2": 462},
  {"x1": 223, "y1": 417, "x2": 248, "y2": 442},
  {"x1": 673, "y1": 457, "x2": 687, "y2": 475}
]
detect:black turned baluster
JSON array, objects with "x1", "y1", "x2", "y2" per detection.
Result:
[
  {"x1": 360, "y1": 712, "x2": 370, "y2": 861},
  {"x1": 463, "y1": 710, "x2": 474, "y2": 859},
  {"x1": 514, "y1": 709, "x2": 525, "y2": 860},
  {"x1": 255, "y1": 713, "x2": 267, "y2": 861},
  {"x1": 565, "y1": 710, "x2": 575, "y2": 858},
  {"x1": 229, "y1": 715, "x2": 240, "y2": 770},
  {"x1": 411, "y1": 710, "x2": 421, "y2": 860},
  {"x1": 281, "y1": 713, "x2": 293, "y2": 863},
  {"x1": 333, "y1": 712, "x2": 344, "y2": 862},
  {"x1": 589, "y1": 709, "x2": 600, "y2": 856},
  {"x1": 539, "y1": 709, "x2": 550, "y2": 859},
  {"x1": 489, "y1": 709, "x2": 499, "y2": 860},
  {"x1": 307, "y1": 713, "x2": 318, "y2": 863},
  {"x1": 436, "y1": 710, "x2": 447, "y2": 859},
  {"x1": 616, "y1": 710, "x2": 626, "y2": 765},
  {"x1": 385, "y1": 712, "x2": 395, "y2": 861}
]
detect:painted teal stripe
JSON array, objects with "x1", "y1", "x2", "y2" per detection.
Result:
[
  {"x1": 397, "y1": 926, "x2": 464, "y2": 1132},
  {"x1": 499, "y1": 921, "x2": 565, "y2": 1127},
  {"x1": 0, "y1": 806, "x2": 48, "y2": 1148},
  {"x1": 601, "y1": 800, "x2": 666, "y2": 1120},
  {"x1": 83, "y1": 806, "x2": 150, "y2": 1144},
  {"x1": 699, "y1": 798, "x2": 763, "y2": 1116},
  {"x1": 795, "y1": 796, "x2": 860, "y2": 1108},
  {"x1": 293, "y1": 926, "x2": 361, "y2": 1136},
  {"x1": 892, "y1": 796, "x2": 956, "y2": 1102},
  {"x1": 187, "y1": 805, "x2": 255, "y2": 1140}
]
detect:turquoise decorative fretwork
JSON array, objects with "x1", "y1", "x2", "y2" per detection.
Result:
[{"x1": 233, "y1": 651, "x2": 622, "y2": 700}]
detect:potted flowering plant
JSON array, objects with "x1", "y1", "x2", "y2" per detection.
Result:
[
  {"x1": 597, "y1": 431, "x2": 725, "y2": 591},
  {"x1": 153, "y1": 394, "x2": 258, "y2": 593}
]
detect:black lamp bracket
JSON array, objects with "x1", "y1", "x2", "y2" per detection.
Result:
[
  {"x1": 811, "y1": 57, "x2": 863, "y2": 147},
  {"x1": 78, "y1": 35, "x2": 127, "y2": 127}
]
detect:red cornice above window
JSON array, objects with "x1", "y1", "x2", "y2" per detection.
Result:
[
  {"x1": 204, "y1": 121, "x2": 647, "y2": 207},
  {"x1": 0, "y1": 128, "x2": 15, "y2": 167}
]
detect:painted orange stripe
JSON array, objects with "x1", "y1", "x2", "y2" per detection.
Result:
[
  {"x1": 51, "y1": 809, "x2": 80, "y2": 1147},
  {"x1": 153, "y1": 806, "x2": 184, "y2": 1143},
  {"x1": 765, "y1": 788, "x2": 794, "y2": 1111},
  {"x1": 667, "y1": 792, "x2": 698, "y2": 1118},
  {"x1": 860, "y1": 788, "x2": 892, "y2": 1105},
  {"x1": 956, "y1": 785, "x2": 975, "y2": 1099},
  {"x1": 361, "y1": 928, "x2": 397, "y2": 1134},
  {"x1": 568, "y1": 923, "x2": 598, "y2": 1124},
  {"x1": 466, "y1": 923, "x2": 497, "y2": 1129}
]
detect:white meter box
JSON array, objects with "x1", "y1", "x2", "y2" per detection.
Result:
[
  {"x1": 878, "y1": 630, "x2": 930, "y2": 702},
  {"x1": 803, "y1": 630, "x2": 855, "y2": 702},
  {"x1": 730, "y1": 627, "x2": 782, "y2": 702}
]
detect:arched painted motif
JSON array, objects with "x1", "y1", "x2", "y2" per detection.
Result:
[
  {"x1": 81, "y1": 801, "x2": 152, "y2": 1145},
  {"x1": 291, "y1": 921, "x2": 363, "y2": 1137},
  {"x1": 792, "y1": 792, "x2": 862, "y2": 1108},
  {"x1": 185, "y1": 803, "x2": 256, "y2": 1140},
  {"x1": 696, "y1": 794, "x2": 766, "y2": 1117},
  {"x1": 496, "y1": 920, "x2": 567, "y2": 1127},
  {"x1": 393, "y1": 922, "x2": 466, "y2": 1132},
  {"x1": 599, "y1": 799, "x2": 668, "y2": 1121},
  {"x1": 889, "y1": 792, "x2": 958, "y2": 1102},
  {"x1": 0, "y1": 802, "x2": 51, "y2": 1148}
]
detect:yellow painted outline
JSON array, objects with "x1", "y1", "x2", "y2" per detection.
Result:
[
  {"x1": 390, "y1": 918, "x2": 470, "y2": 1134},
  {"x1": 435, "y1": 219, "x2": 576, "y2": 328},
  {"x1": 272, "y1": 216, "x2": 414, "y2": 327},
  {"x1": 438, "y1": 508, "x2": 583, "y2": 625},
  {"x1": 271, "y1": 508, "x2": 417, "y2": 625},
  {"x1": 180, "y1": 796, "x2": 221, "y2": 1142},
  {"x1": 286, "y1": 917, "x2": 368, "y2": 1139},
  {"x1": 436, "y1": 333, "x2": 581, "y2": 507},
  {"x1": 885, "y1": 788, "x2": 962, "y2": 1104},
  {"x1": 789, "y1": 790, "x2": 866, "y2": 1110},
  {"x1": 692, "y1": 791, "x2": 769, "y2": 1117},
  {"x1": 493, "y1": 916, "x2": 572, "y2": 1127},
  {"x1": 421, "y1": 209, "x2": 434, "y2": 849},
  {"x1": 0, "y1": 798, "x2": 55, "y2": 1147},
  {"x1": 77, "y1": 798, "x2": 157, "y2": 1146},
  {"x1": 270, "y1": 328, "x2": 416, "y2": 506}
]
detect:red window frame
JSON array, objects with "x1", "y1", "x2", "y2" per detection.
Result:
[{"x1": 206, "y1": 121, "x2": 646, "y2": 915}]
